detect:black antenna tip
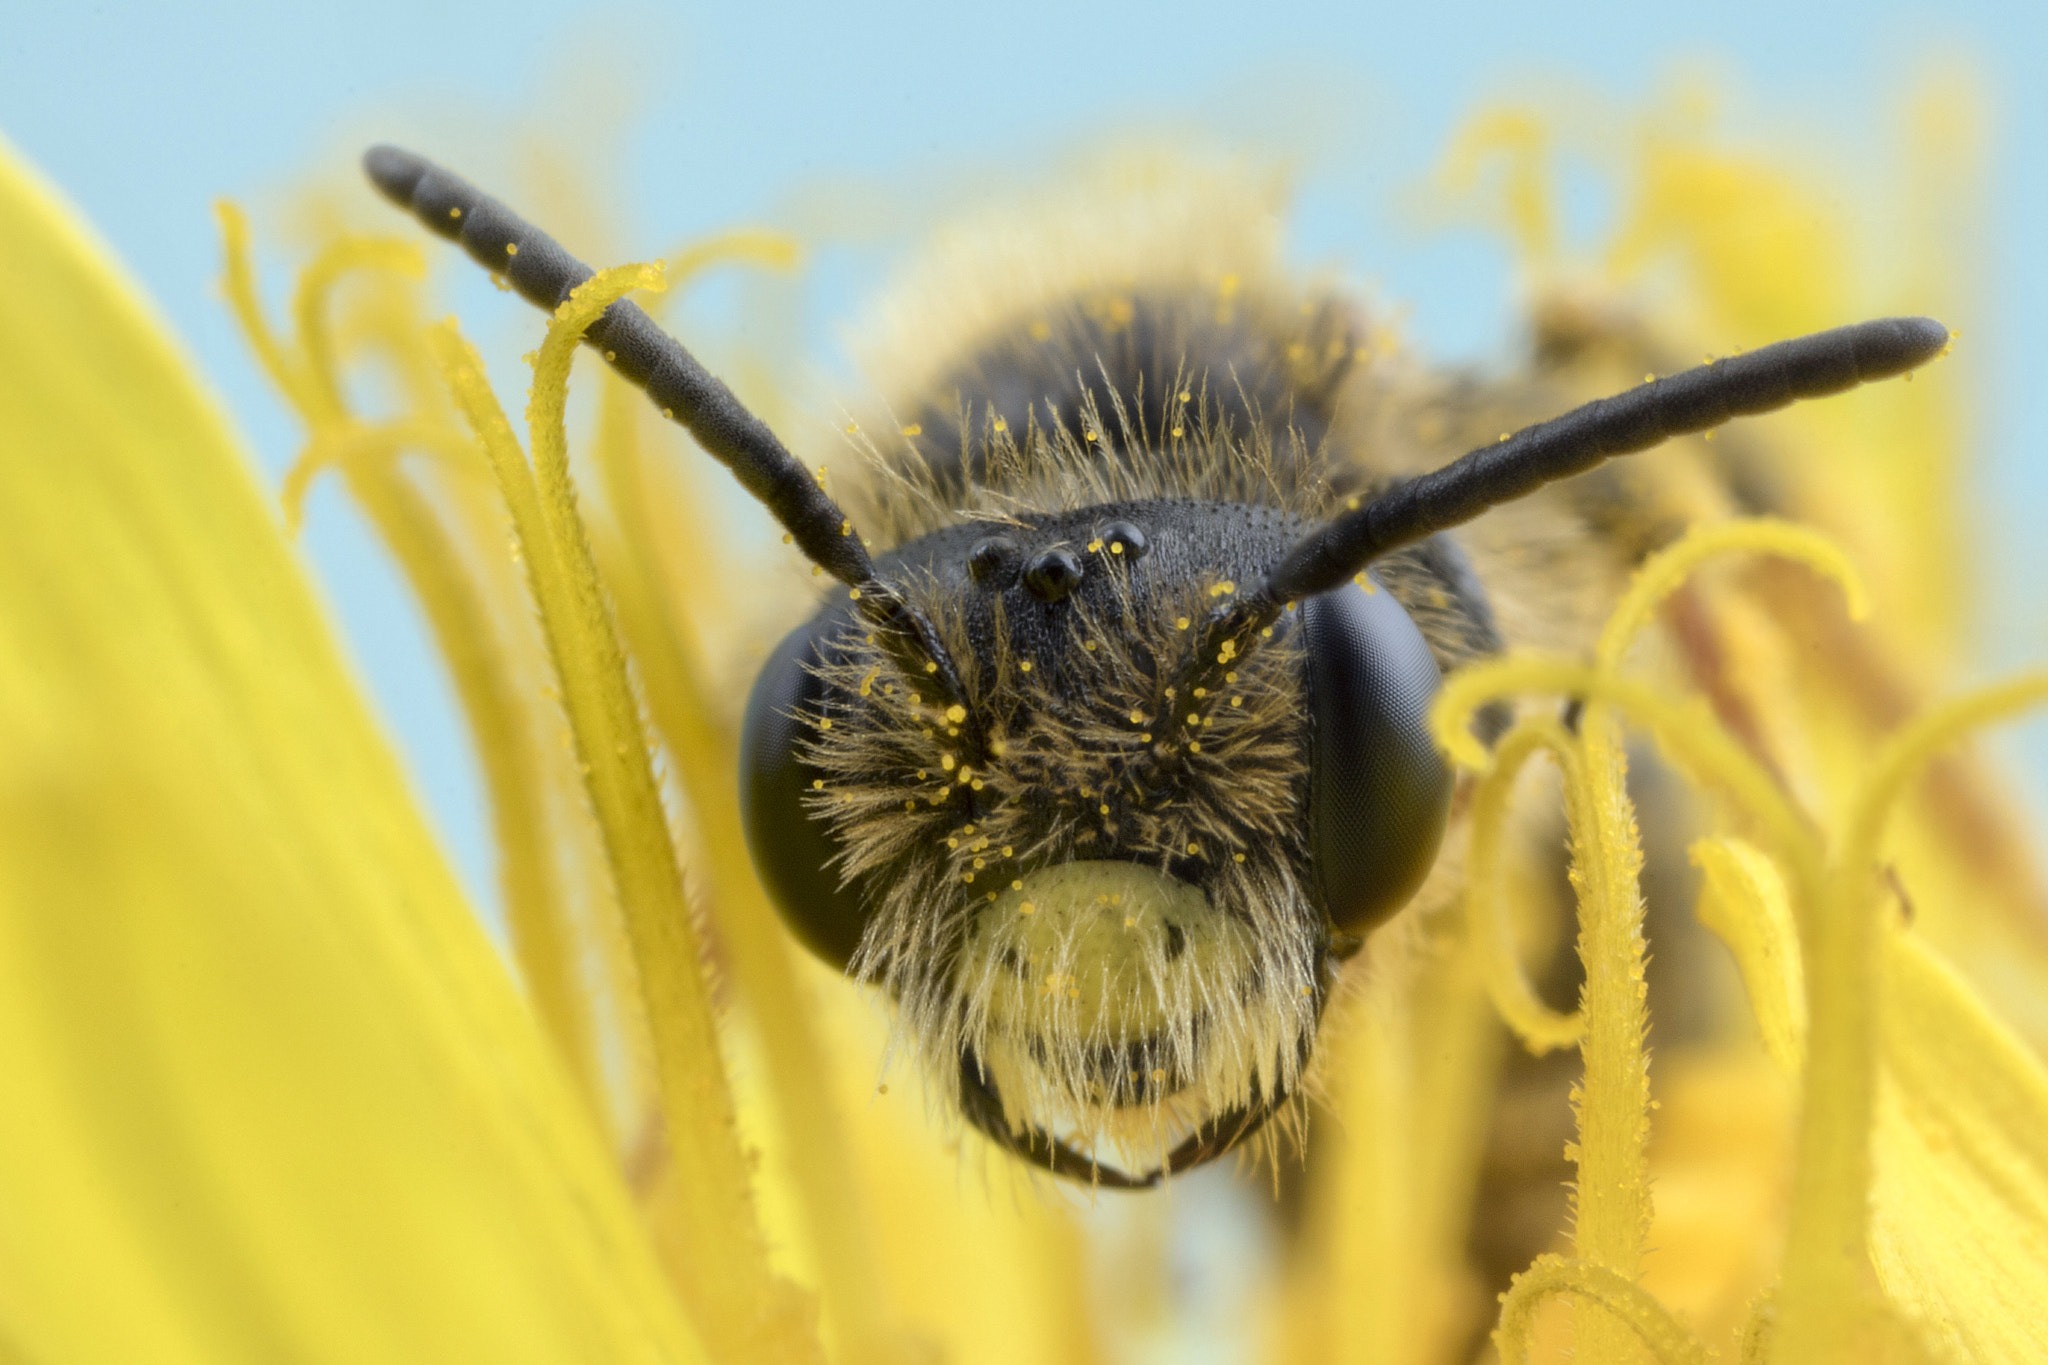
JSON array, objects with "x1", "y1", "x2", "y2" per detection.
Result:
[
  {"x1": 362, "y1": 144, "x2": 428, "y2": 206},
  {"x1": 1862, "y1": 315, "x2": 1950, "y2": 378}
]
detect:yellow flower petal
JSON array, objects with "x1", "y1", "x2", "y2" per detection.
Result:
[
  {"x1": 1872, "y1": 930, "x2": 2048, "y2": 1364},
  {"x1": 0, "y1": 135, "x2": 702, "y2": 1362},
  {"x1": 1693, "y1": 835, "x2": 1808, "y2": 1075}
]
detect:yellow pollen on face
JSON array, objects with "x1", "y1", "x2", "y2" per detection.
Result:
[
  {"x1": 1099, "y1": 804, "x2": 1110, "y2": 816},
  {"x1": 1188, "y1": 740, "x2": 1201, "y2": 753},
  {"x1": 811, "y1": 779, "x2": 824, "y2": 790},
  {"x1": 1019, "y1": 660, "x2": 1032, "y2": 672},
  {"x1": 1001, "y1": 845, "x2": 1013, "y2": 857},
  {"x1": 1112, "y1": 541, "x2": 1126, "y2": 553},
  {"x1": 993, "y1": 416, "x2": 1007, "y2": 432},
  {"x1": 1230, "y1": 696, "x2": 1242, "y2": 707},
  {"x1": 900, "y1": 424, "x2": 922, "y2": 437},
  {"x1": 925, "y1": 661, "x2": 938, "y2": 673},
  {"x1": 1130, "y1": 710, "x2": 1145, "y2": 723},
  {"x1": 817, "y1": 718, "x2": 831, "y2": 730},
  {"x1": 1176, "y1": 617, "x2": 1191, "y2": 631},
  {"x1": 848, "y1": 588, "x2": 861, "y2": 600},
  {"x1": 505, "y1": 242, "x2": 518, "y2": 256},
  {"x1": 1019, "y1": 902, "x2": 1036, "y2": 915},
  {"x1": 1234, "y1": 853, "x2": 1246, "y2": 863},
  {"x1": 941, "y1": 755, "x2": 955, "y2": 771},
  {"x1": 449, "y1": 206, "x2": 462, "y2": 218},
  {"x1": 945, "y1": 704, "x2": 966, "y2": 723},
  {"x1": 1012, "y1": 880, "x2": 1023, "y2": 891}
]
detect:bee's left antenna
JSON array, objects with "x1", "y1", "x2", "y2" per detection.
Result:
[
  {"x1": 361, "y1": 145, "x2": 974, "y2": 715},
  {"x1": 1185, "y1": 315, "x2": 1950, "y2": 696}
]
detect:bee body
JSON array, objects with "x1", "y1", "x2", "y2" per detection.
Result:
[{"x1": 363, "y1": 143, "x2": 1946, "y2": 1188}]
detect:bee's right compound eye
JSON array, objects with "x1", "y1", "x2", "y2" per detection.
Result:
[{"x1": 739, "y1": 611, "x2": 873, "y2": 969}]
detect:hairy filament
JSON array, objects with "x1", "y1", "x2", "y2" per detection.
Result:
[
  {"x1": 1465, "y1": 715, "x2": 1587, "y2": 1053},
  {"x1": 220, "y1": 206, "x2": 601, "y2": 1111},
  {"x1": 432, "y1": 268, "x2": 810, "y2": 1361},
  {"x1": 1493, "y1": 1255, "x2": 1713, "y2": 1365},
  {"x1": 1596, "y1": 518, "x2": 1870, "y2": 672}
]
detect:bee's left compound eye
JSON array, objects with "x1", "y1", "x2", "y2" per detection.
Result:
[
  {"x1": 739, "y1": 610, "x2": 872, "y2": 968},
  {"x1": 1299, "y1": 578, "x2": 1454, "y2": 935}
]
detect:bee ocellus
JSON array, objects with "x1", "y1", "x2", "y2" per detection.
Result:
[{"x1": 362, "y1": 145, "x2": 1946, "y2": 1187}]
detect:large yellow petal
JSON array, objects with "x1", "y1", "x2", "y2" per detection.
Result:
[
  {"x1": 1871, "y1": 931, "x2": 2048, "y2": 1364},
  {"x1": 0, "y1": 136, "x2": 703, "y2": 1363}
]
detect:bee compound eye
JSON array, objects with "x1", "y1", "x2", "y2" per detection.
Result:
[
  {"x1": 967, "y1": 535, "x2": 1019, "y2": 585},
  {"x1": 738, "y1": 609, "x2": 874, "y2": 969},
  {"x1": 1300, "y1": 576, "x2": 1453, "y2": 934},
  {"x1": 1098, "y1": 520, "x2": 1148, "y2": 561},
  {"x1": 1023, "y1": 548, "x2": 1085, "y2": 603}
]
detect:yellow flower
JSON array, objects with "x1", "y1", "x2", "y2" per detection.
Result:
[
  {"x1": 4, "y1": 74, "x2": 2048, "y2": 1365},
  {"x1": 0, "y1": 134, "x2": 704, "y2": 1362}
]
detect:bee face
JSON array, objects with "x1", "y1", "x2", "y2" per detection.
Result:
[
  {"x1": 365, "y1": 144, "x2": 1946, "y2": 1187},
  {"x1": 742, "y1": 487, "x2": 1453, "y2": 1183}
]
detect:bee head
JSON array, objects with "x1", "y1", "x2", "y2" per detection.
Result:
[
  {"x1": 741, "y1": 495, "x2": 1452, "y2": 1184},
  {"x1": 361, "y1": 138, "x2": 1946, "y2": 1186}
]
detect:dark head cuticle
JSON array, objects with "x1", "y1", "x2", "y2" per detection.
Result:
[{"x1": 1023, "y1": 548, "x2": 1085, "y2": 603}]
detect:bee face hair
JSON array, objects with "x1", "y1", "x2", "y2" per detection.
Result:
[{"x1": 365, "y1": 143, "x2": 1947, "y2": 1186}]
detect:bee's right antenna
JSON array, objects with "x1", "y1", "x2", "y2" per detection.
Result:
[
  {"x1": 1185, "y1": 315, "x2": 1950, "y2": 693},
  {"x1": 361, "y1": 146, "x2": 975, "y2": 718}
]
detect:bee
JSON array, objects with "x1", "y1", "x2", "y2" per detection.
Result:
[{"x1": 363, "y1": 145, "x2": 1945, "y2": 1188}]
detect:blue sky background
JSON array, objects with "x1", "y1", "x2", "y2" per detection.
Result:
[{"x1": 3, "y1": 0, "x2": 2044, "y2": 913}]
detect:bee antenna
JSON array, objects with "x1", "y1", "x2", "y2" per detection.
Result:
[
  {"x1": 361, "y1": 145, "x2": 973, "y2": 712},
  {"x1": 1187, "y1": 315, "x2": 1949, "y2": 689}
]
